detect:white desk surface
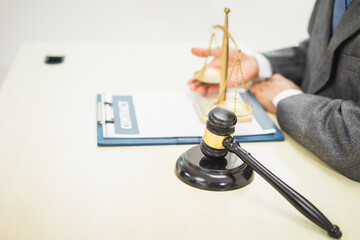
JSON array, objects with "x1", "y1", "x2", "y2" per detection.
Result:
[{"x1": 0, "y1": 42, "x2": 359, "y2": 240}]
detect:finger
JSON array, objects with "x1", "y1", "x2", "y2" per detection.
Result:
[
  {"x1": 206, "y1": 85, "x2": 220, "y2": 94},
  {"x1": 210, "y1": 47, "x2": 221, "y2": 57},
  {"x1": 268, "y1": 76, "x2": 279, "y2": 82},
  {"x1": 250, "y1": 84, "x2": 266, "y2": 96},
  {"x1": 191, "y1": 47, "x2": 220, "y2": 57},
  {"x1": 269, "y1": 73, "x2": 283, "y2": 81},
  {"x1": 196, "y1": 85, "x2": 209, "y2": 95},
  {"x1": 249, "y1": 86, "x2": 258, "y2": 96},
  {"x1": 249, "y1": 87, "x2": 257, "y2": 95},
  {"x1": 249, "y1": 82, "x2": 261, "y2": 92},
  {"x1": 191, "y1": 48, "x2": 208, "y2": 57},
  {"x1": 187, "y1": 78, "x2": 197, "y2": 85},
  {"x1": 188, "y1": 81, "x2": 201, "y2": 91}
]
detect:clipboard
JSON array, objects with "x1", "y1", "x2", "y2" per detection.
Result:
[{"x1": 97, "y1": 92, "x2": 284, "y2": 146}]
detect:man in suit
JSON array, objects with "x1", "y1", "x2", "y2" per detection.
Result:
[{"x1": 188, "y1": 0, "x2": 360, "y2": 182}]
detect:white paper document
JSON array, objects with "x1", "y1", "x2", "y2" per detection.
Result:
[{"x1": 100, "y1": 91, "x2": 275, "y2": 139}]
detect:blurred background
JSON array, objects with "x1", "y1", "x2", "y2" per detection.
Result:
[{"x1": 0, "y1": 0, "x2": 315, "y2": 86}]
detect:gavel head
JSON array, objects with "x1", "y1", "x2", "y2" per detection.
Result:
[{"x1": 200, "y1": 107, "x2": 237, "y2": 158}]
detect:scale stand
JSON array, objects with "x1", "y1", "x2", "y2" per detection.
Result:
[{"x1": 193, "y1": 8, "x2": 253, "y2": 124}]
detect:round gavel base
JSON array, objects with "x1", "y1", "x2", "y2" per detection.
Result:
[{"x1": 175, "y1": 145, "x2": 254, "y2": 191}]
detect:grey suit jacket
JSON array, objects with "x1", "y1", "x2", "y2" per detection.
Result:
[{"x1": 263, "y1": 0, "x2": 360, "y2": 182}]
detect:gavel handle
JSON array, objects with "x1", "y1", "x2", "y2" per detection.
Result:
[{"x1": 223, "y1": 137, "x2": 342, "y2": 239}]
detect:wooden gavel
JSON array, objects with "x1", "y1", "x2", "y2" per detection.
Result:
[{"x1": 200, "y1": 107, "x2": 342, "y2": 239}]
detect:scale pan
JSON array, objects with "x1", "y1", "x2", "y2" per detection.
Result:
[{"x1": 194, "y1": 68, "x2": 221, "y2": 84}]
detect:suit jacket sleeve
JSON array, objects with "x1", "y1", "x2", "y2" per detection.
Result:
[
  {"x1": 276, "y1": 94, "x2": 360, "y2": 182},
  {"x1": 262, "y1": 39, "x2": 309, "y2": 86}
]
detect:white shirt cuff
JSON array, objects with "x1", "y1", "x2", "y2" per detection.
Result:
[
  {"x1": 272, "y1": 89, "x2": 303, "y2": 107},
  {"x1": 252, "y1": 53, "x2": 273, "y2": 81}
]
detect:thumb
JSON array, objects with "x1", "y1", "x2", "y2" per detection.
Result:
[{"x1": 191, "y1": 47, "x2": 220, "y2": 57}]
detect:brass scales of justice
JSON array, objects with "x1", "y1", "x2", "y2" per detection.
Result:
[
  {"x1": 193, "y1": 7, "x2": 253, "y2": 124},
  {"x1": 175, "y1": 8, "x2": 343, "y2": 239}
]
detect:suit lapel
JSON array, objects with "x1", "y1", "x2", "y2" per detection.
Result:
[
  {"x1": 328, "y1": 0, "x2": 360, "y2": 52},
  {"x1": 309, "y1": 0, "x2": 360, "y2": 94},
  {"x1": 306, "y1": 0, "x2": 333, "y2": 93}
]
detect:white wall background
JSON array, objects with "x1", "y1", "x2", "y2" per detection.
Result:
[{"x1": 0, "y1": 0, "x2": 315, "y2": 86}]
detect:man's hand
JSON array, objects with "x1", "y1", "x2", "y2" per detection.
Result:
[
  {"x1": 250, "y1": 74, "x2": 301, "y2": 114},
  {"x1": 187, "y1": 47, "x2": 259, "y2": 94}
]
